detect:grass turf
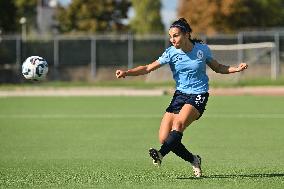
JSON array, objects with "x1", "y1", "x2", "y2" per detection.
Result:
[{"x1": 0, "y1": 96, "x2": 284, "y2": 188}]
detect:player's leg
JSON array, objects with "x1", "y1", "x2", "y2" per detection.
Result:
[
  {"x1": 159, "y1": 112, "x2": 174, "y2": 144},
  {"x1": 172, "y1": 103, "x2": 200, "y2": 132},
  {"x1": 159, "y1": 104, "x2": 199, "y2": 157},
  {"x1": 149, "y1": 106, "x2": 201, "y2": 177},
  {"x1": 149, "y1": 112, "x2": 173, "y2": 166},
  {"x1": 149, "y1": 92, "x2": 199, "y2": 166},
  {"x1": 170, "y1": 104, "x2": 202, "y2": 177}
]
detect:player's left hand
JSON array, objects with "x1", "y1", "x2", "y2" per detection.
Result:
[{"x1": 237, "y1": 63, "x2": 248, "y2": 72}]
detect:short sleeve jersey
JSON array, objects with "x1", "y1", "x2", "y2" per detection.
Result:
[{"x1": 157, "y1": 43, "x2": 213, "y2": 94}]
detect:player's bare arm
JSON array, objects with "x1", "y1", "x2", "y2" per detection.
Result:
[
  {"x1": 207, "y1": 59, "x2": 248, "y2": 74},
  {"x1": 116, "y1": 61, "x2": 162, "y2": 78}
]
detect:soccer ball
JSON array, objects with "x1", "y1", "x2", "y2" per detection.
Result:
[{"x1": 22, "y1": 56, "x2": 48, "y2": 80}]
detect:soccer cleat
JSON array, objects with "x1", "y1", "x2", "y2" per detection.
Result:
[
  {"x1": 191, "y1": 155, "x2": 202, "y2": 177},
  {"x1": 149, "y1": 148, "x2": 163, "y2": 167}
]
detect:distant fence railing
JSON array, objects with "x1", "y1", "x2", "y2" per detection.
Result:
[{"x1": 0, "y1": 31, "x2": 283, "y2": 81}]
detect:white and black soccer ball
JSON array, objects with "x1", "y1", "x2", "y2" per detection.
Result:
[{"x1": 22, "y1": 56, "x2": 48, "y2": 80}]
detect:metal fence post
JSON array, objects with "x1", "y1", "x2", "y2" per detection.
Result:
[
  {"x1": 201, "y1": 34, "x2": 207, "y2": 44},
  {"x1": 164, "y1": 34, "x2": 169, "y2": 49},
  {"x1": 128, "y1": 33, "x2": 133, "y2": 69},
  {"x1": 237, "y1": 32, "x2": 244, "y2": 63},
  {"x1": 16, "y1": 35, "x2": 21, "y2": 68},
  {"x1": 91, "y1": 36, "x2": 97, "y2": 79},
  {"x1": 53, "y1": 36, "x2": 59, "y2": 80},
  {"x1": 272, "y1": 32, "x2": 280, "y2": 80}
]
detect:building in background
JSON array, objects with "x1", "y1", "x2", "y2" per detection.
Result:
[{"x1": 37, "y1": 0, "x2": 58, "y2": 34}]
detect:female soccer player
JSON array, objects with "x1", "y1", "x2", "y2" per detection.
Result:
[{"x1": 115, "y1": 18, "x2": 248, "y2": 177}]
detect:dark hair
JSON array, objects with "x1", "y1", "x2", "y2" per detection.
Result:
[{"x1": 170, "y1": 18, "x2": 203, "y2": 44}]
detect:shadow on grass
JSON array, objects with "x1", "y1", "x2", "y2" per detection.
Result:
[{"x1": 177, "y1": 173, "x2": 284, "y2": 180}]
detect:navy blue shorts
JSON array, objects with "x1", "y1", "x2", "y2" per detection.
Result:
[{"x1": 166, "y1": 90, "x2": 209, "y2": 119}]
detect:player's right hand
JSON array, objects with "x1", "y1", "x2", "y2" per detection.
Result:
[
  {"x1": 236, "y1": 63, "x2": 248, "y2": 72},
  {"x1": 116, "y1": 70, "x2": 126, "y2": 78}
]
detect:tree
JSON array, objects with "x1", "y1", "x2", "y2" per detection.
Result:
[
  {"x1": 14, "y1": 0, "x2": 38, "y2": 33},
  {"x1": 55, "y1": 0, "x2": 131, "y2": 33},
  {"x1": 216, "y1": 0, "x2": 284, "y2": 32},
  {"x1": 178, "y1": 0, "x2": 284, "y2": 35},
  {"x1": 0, "y1": 0, "x2": 38, "y2": 34},
  {"x1": 0, "y1": 0, "x2": 17, "y2": 33},
  {"x1": 14, "y1": 0, "x2": 37, "y2": 21},
  {"x1": 177, "y1": 0, "x2": 219, "y2": 35},
  {"x1": 129, "y1": 0, "x2": 164, "y2": 34}
]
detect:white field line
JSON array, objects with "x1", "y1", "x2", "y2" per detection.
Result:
[
  {"x1": 0, "y1": 88, "x2": 165, "y2": 97},
  {"x1": 2, "y1": 87, "x2": 284, "y2": 96},
  {"x1": 0, "y1": 113, "x2": 284, "y2": 119}
]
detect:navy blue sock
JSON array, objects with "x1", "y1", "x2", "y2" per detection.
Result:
[
  {"x1": 171, "y1": 142, "x2": 194, "y2": 163},
  {"x1": 159, "y1": 130, "x2": 183, "y2": 157}
]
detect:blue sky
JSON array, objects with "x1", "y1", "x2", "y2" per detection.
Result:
[
  {"x1": 161, "y1": 0, "x2": 178, "y2": 29},
  {"x1": 58, "y1": 0, "x2": 178, "y2": 30}
]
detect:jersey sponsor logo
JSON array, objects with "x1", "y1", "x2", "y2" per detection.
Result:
[
  {"x1": 197, "y1": 50, "x2": 204, "y2": 59},
  {"x1": 176, "y1": 55, "x2": 182, "y2": 61},
  {"x1": 172, "y1": 55, "x2": 182, "y2": 63}
]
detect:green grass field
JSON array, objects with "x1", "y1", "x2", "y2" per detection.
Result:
[
  {"x1": 0, "y1": 96, "x2": 284, "y2": 188},
  {"x1": 1, "y1": 76, "x2": 284, "y2": 90}
]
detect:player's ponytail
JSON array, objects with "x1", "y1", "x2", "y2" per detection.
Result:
[{"x1": 170, "y1": 18, "x2": 203, "y2": 44}]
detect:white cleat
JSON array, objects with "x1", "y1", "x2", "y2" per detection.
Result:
[{"x1": 191, "y1": 155, "x2": 202, "y2": 177}]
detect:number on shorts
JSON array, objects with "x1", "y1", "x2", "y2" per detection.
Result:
[{"x1": 195, "y1": 95, "x2": 205, "y2": 105}]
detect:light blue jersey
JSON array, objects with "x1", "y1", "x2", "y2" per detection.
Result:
[{"x1": 157, "y1": 43, "x2": 213, "y2": 94}]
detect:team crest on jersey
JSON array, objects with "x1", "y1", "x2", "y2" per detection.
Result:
[{"x1": 197, "y1": 50, "x2": 204, "y2": 59}]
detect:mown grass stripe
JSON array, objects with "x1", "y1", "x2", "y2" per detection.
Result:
[{"x1": 1, "y1": 113, "x2": 284, "y2": 119}]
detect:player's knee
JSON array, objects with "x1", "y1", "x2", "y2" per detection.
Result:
[{"x1": 172, "y1": 120, "x2": 185, "y2": 132}]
